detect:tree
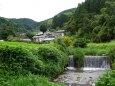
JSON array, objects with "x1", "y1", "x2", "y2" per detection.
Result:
[
  {"x1": 39, "y1": 24, "x2": 47, "y2": 33},
  {"x1": 52, "y1": 14, "x2": 69, "y2": 29},
  {"x1": 26, "y1": 32, "x2": 34, "y2": 41}
]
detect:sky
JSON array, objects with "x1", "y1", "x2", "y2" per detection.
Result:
[{"x1": 0, "y1": 0, "x2": 85, "y2": 22}]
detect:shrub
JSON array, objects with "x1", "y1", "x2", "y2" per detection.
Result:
[
  {"x1": 96, "y1": 71, "x2": 115, "y2": 86},
  {"x1": 63, "y1": 36, "x2": 74, "y2": 46},
  {"x1": 3, "y1": 75, "x2": 65, "y2": 86},
  {"x1": 0, "y1": 45, "x2": 43, "y2": 76},
  {"x1": 37, "y1": 45, "x2": 61, "y2": 61},
  {"x1": 0, "y1": 42, "x2": 68, "y2": 85},
  {"x1": 53, "y1": 37, "x2": 67, "y2": 48},
  {"x1": 36, "y1": 45, "x2": 68, "y2": 77},
  {"x1": 74, "y1": 38, "x2": 88, "y2": 48}
]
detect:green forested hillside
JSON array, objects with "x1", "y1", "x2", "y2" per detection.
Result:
[
  {"x1": 11, "y1": 18, "x2": 41, "y2": 31},
  {"x1": 57, "y1": 8, "x2": 76, "y2": 15},
  {"x1": 0, "y1": 0, "x2": 114, "y2": 42},
  {"x1": 0, "y1": 8, "x2": 76, "y2": 40},
  {"x1": 66, "y1": 0, "x2": 115, "y2": 42},
  {"x1": 0, "y1": 17, "x2": 18, "y2": 40},
  {"x1": 40, "y1": 8, "x2": 76, "y2": 31}
]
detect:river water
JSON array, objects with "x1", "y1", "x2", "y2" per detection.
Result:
[{"x1": 54, "y1": 55, "x2": 110, "y2": 86}]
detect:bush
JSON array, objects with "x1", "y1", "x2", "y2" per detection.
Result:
[
  {"x1": 37, "y1": 45, "x2": 61, "y2": 61},
  {"x1": 3, "y1": 75, "x2": 65, "y2": 86},
  {"x1": 36, "y1": 45, "x2": 68, "y2": 77},
  {"x1": 0, "y1": 42, "x2": 68, "y2": 85},
  {"x1": 63, "y1": 36, "x2": 74, "y2": 46},
  {"x1": 0, "y1": 46, "x2": 35, "y2": 76},
  {"x1": 74, "y1": 38, "x2": 88, "y2": 48},
  {"x1": 96, "y1": 71, "x2": 115, "y2": 86}
]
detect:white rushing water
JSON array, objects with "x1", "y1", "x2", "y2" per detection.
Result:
[
  {"x1": 54, "y1": 56, "x2": 110, "y2": 86},
  {"x1": 83, "y1": 56, "x2": 111, "y2": 70}
]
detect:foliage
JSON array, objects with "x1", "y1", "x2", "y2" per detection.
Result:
[
  {"x1": 74, "y1": 38, "x2": 88, "y2": 48},
  {"x1": 0, "y1": 45, "x2": 40, "y2": 76},
  {"x1": 2, "y1": 75, "x2": 65, "y2": 86},
  {"x1": 63, "y1": 36, "x2": 74, "y2": 46},
  {"x1": 66, "y1": 0, "x2": 115, "y2": 42},
  {"x1": 0, "y1": 41, "x2": 68, "y2": 85},
  {"x1": 39, "y1": 24, "x2": 47, "y2": 33},
  {"x1": 53, "y1": 37, "x2": 68, "y2": 53},
  {"x1": 52, "y1": 14, "x2": 69, "y2": 29},
  {"x1": 96, "y1": 70, "x2": 115, "y2": 86},
  {"x1": 107, "y1": 48, "x2": 115, "y2": 69},
  {"x1": 11, "y1": 18, "x2": 41, "y2": 32},
  {"x1": 68, "y1": 47, "x2": 84, "y2": 68},
  {"x1": 26, "y1": 32, "x2": 34, "y2": 41},
  {"x1": 36, "y1": 45, "x2": 68, "y2": 77}
]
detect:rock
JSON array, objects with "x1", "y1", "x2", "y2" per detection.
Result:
[{"x1": 53, "y1": 79, "x2": 59, "y2": 82}]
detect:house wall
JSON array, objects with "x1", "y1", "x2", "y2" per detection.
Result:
[{"x1": 33, "y1": 31, "x2": 65, "y2": 42}]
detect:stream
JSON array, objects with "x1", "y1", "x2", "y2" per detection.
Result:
[{"x1": 54, "y1": 55, "x2": 110, "y2": 86}]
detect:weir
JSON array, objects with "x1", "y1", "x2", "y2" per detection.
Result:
[
  {"x1": 84, "y1": 56, "x2": 110, "y2": 70},
  {"x1": 54, "y1": 55, "x2": 110, "y2": 86},
  {"x1": 68, "y1": 55, "x2": 74, "y2": 67},
  {"x1": 66, "y1": 55, "x2": 76, "y2": 70}
]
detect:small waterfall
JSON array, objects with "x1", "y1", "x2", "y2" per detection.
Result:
[
  {"x1": 68, "y1": 55, "x2": 74, "y2": 67},
  {"x1": 84, "y1": 56, "x2": 110, "y2": 70},
  {"x1": 66, "y1": 55, "x2": 76, "y2": 70}
]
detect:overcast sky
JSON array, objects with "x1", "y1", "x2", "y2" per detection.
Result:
[{"x1": 0, "y1": 0, "x2": 85, "y2": 22}]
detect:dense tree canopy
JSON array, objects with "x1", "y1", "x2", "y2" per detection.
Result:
[
  {"x1": 39, "y1": 24, "x2": 47, "y2": 33},
  {"x1": 52, "y1": 14, "x2": 69, "y2": 29},
  {"x1": 66, "y1": 0, "x2": 115, "y2": 42}
]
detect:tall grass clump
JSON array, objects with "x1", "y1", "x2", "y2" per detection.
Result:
[
  {"x1": 68, "y1": 47, "x2": 84, "y2": 68},
  {"x1": 107, "y1": 48, "x2": 115, "y2": 69}
]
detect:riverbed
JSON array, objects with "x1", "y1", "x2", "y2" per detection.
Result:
[{"x1": 54, "y1": 68, "x2": 105, "y2": 86}]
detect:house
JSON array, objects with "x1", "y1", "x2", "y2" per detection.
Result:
[
  {"x1": 33, "y1": 30, "x2": 65, "y2": 42},
  {"x1": 20, "y1": 39, "x2": 31, "y2": 42}
]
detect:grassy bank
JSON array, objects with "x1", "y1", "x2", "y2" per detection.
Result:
[
  {"x1": 69, "y1": 41, "x2": 115, "y2": 69},
  {"x1": 0, "y1": 41, "x2": 67, "y2": 86}
]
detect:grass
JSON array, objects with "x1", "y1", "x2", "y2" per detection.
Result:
[
  {"x1": 0, "y1": 41, "x2": 41, "y2": 49},
  {"x1": 81, "y1": 41, "x2": 115, "y2": 56}
]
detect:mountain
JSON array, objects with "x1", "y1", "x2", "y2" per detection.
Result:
[
  {"x1": 40, "y1": 8, "x2": 76, "y2": 30},
  {"x1": 0, "y1": 8, "x2": 75, "y2": 40},
  {"x1": 9, "y1": 8, "x2": 76, "y2": 33},
  {"x1": 11, "y1": 18, "x2": 41, "y2": 31},
  {"x1": 58, "y1": 8, "x2": 76, "y2": 15}
]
